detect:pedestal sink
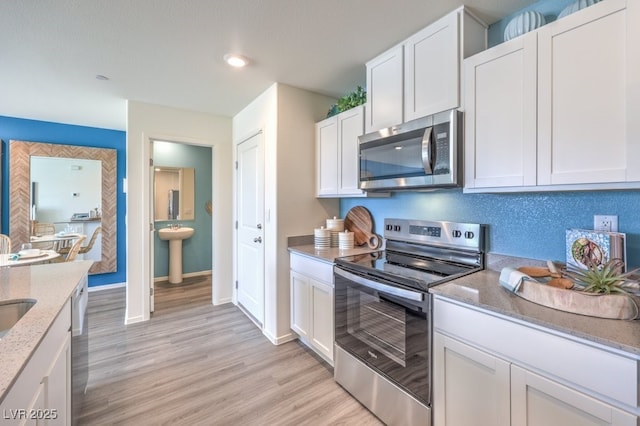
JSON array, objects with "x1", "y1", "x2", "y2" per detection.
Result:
[{"x1": 158, "y1": 226, "x2": 194, "y2": 284}]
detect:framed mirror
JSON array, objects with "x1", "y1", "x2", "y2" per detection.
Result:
[
  {"x1": 154, "y1": 166, "x2": 195, "y2": 221},
  {"x1": 9, "y1": 140, "x2": 117, "y2": 274}
]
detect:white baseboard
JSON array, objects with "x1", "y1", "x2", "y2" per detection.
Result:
[
  {"x1": 88, "y1": 282, "x2": 126, "y2": 292},
  {"x1": 213, "y1": 297, "x2": 233, "y2": 305},
  {"x1": 125, "y1": 314, "x2": 146, "y2": 325},
  {"x1": 264, "y1": 330, "x2": 297, "y2": 346},
  {"x1": 154, "y1": 270, "x2": 212, "y2": 282}
]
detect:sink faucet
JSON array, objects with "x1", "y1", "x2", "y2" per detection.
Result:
[{"x1": 170, "y1": 223, "x2": 182, "y2": 230}]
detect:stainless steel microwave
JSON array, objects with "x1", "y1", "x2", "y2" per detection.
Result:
[{"x1": 359, "y1": 109, "x2": 462, "y2": 191}]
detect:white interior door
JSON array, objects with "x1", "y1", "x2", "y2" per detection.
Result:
[{"x1": 236, "y1": 131, "x2": 265, "y2": 325}]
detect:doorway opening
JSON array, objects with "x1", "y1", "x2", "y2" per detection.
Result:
[{"x1": 151, "y1": 139, "x2": 213, "y2": 313}]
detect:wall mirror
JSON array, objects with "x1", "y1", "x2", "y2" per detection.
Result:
[
  {"x1": 154, "y1": 166, "x2": 195, "y2": 221},
  {"x1": 9, "y1": 140, "x2": 117, "y2": 274}
]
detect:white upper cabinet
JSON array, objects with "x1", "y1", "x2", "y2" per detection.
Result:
[
  {"x1": 465, "y1": 0, "x2": 640, "y2": 192},
  {"x1": 464, "y1": 33, "x2": 538, "y2": 189},
  {"x1": 316, "y1": 115, "x2": 339, "y2": 196},
  {"x1": 365, "y1": 45, "x2": 404, "y2": 133},
  {"x1": 537, "y1": 0, "x2": 628, "y2": 186},
  {"x1": 366, "y1": 7, "x2": 487, "y2": 133},
  {"x1": 316, "y1": 105, "x2": 386, "y2": 197},
  {"x1": 337, "y1": 106, "x2": 366, "y2": 195}
]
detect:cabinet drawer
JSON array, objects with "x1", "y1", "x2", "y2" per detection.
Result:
[
  {"x1": 434, "y1": 297, "x2": 639, "y2": 410},
  {"x1": 290, "y1": 253, "x2": 333, "y2": 284}
]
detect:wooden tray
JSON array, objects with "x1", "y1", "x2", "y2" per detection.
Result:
[{"x1": 517, "y1": 280, "x2": 640, "y2": 320}]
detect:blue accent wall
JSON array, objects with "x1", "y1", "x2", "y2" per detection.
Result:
[
  {"x1": 153, "y1": 141, "x2": 212, "y2": 277},
  {"x1": 341, "y1": 190, "x2": 640, "y2": 268},
  {"x1": 0, "y1": 116, "x2": 126, "y2": 287}
]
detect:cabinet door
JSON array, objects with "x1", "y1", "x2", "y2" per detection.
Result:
[
  {"x1": 537, "y1": 0, "x2": 628, "y2": 185},
  {"x1": 433, "y1": 332, "x2": 510, "y2": 426},
  {"x1": 511, "y1": 365, "x2": 637, "y2": 426},
  {"x1": 310, "y1": 279, "x2": 334, "y2": 362},
  {"x1": 404, "y1": 11, "x2": 458, "y2": 121},
  {"x1": 315, "y1": 116, "x2": 339, "y2": 196},
  {"x1": 45, "y1": 331, "x2": 71, "y2": 425},
  {"x1": 366, "y1": 45, "x2": 403, "y2": 133},
  {"x1": 464, "y1": 33, "x2": 537, "y2": 189},
  {"x1": 290, "y1": 271, "x2": 310, "y2": 339},
  {"x1": 24, "y1": 382, "x2": 45, "y2": 426},
  {"x1": 337, "y1": 105, "x2": 365, "y2": 195}
]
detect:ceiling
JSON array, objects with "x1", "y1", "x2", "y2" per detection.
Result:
[{"x1": 0, "y1": 0, "x2": 535, "y2": 131}]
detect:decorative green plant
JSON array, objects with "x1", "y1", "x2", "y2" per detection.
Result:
[
  {"x1": 327, "y1": 86, "x2": 366, "y2": 117},
  {"x1": 564, "y1": 258, "x2": 639, "y2": 295}
]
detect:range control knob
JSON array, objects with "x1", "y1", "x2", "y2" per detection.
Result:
[
  {"x1": 394, "y1": 225, "x2": 401, "y2": 232},
  {"x1": 386, "y1": 224, "x2": 393, "y2": 231},
  {"x1": 452, "y1": 230, "x2": 462, "y2": 238},
  {"x1": 464, "y1": 231, "x2": 475, "y2": 239}
]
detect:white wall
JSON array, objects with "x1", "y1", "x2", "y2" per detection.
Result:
[
  {"x1": 126, "y1": 101, "x2": 233, "y2": 324},
  {"x1": 232, "y1": 83, "x2": 338, "y2": 343}
]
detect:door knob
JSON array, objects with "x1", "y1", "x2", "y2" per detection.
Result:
[
  {"x1": 257, "y1": 224, "x2": 262, "y2": 229},
  {"x1": 254, "y1": 237, "x2": 262, "y2": 243}
]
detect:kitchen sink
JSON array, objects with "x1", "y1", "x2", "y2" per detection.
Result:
[{"x1": 0, "y1": 299, "x2": 36, "y2": 339}]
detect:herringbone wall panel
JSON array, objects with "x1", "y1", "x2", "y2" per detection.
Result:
[{"x1": 9, "y1": 140, "x2": 117, "y2": 274}]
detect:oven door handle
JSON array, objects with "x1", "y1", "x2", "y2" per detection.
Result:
[{"x1": 335, "y1": 268, "x2": 424, "y2": 302}]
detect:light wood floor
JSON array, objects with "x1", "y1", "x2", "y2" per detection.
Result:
[{"x1": 79, "y1": 276, "x2": 382, "y2": 425}]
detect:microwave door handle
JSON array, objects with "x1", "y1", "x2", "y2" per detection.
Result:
[{"x1": 421, "y1": 127, "x2": 433, "y2": 175}]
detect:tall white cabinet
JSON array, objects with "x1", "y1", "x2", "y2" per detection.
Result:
[
  {"x1": 433, "y1": 297, "x2": 639, "y2": 426},
  {"x1": 365, "y1": 6, "x2": 487, "y2": 133},
  {"x1": 465, "y1": 0, "x2": 640, "y2": 192}
]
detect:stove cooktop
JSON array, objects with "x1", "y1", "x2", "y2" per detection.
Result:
[
  {"x1": 335, "y1": 218, "x2": 486, "y2": 292},
  {"x1": 335, "y1": 250, "x2": 481, "y2": 292}
]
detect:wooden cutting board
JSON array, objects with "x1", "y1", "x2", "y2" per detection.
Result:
[{"x1": 344, "y1": 206, "x2": 380, "y2": 248}]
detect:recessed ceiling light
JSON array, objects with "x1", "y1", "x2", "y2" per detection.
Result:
[
  {"x1": 95, "y1": 74, "x2": 109, "y2": 81},
  {"x1": 224, "y1": 54, "x2": 249, "y2": 68}
]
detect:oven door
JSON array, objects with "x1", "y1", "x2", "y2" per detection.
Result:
[{"x1": 334, "y1": 266, "x2": 431, "y2": 406}]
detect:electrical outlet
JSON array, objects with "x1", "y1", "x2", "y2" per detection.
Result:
[{"x1": 594, "y1": 215, "x2": 618, "y2": 232}]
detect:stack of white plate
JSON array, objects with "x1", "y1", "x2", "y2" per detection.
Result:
[
  {"x1": 338, "y1": 230, "x2": 354, "y2": 250},
  {"x1": 314, "y1": 226, "x2": 331, "y2": 249},
  {"x1": 326, "y1": 217, "x2": 344, "y2": 248}
]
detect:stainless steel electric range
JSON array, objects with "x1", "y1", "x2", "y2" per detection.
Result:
[{"x1": 333, "y1": 218, "x2": 485, "y2": 426}]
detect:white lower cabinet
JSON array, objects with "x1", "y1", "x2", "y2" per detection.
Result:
[
  {"x1": 433, "y1": 332, "x2": 510, "y2": 426},
  {"x1": 433, "y1": 297, "x2": 639, "y2": 426},
  {"x1": 290, "y1": 253, "x2": 334, "y2": 364},
  {"x1": 511, "y1": 365, "x2": 636, "y2": 426},
  {"x1": 1, "y1": 300, "x2": 71, "y2": 425}
]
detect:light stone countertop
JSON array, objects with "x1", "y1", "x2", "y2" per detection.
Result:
[
  {"x1": 289, "y1": 235, "x2": 382, "y2": 263},
  {"x1": 430, "y1": 269, "x2": 640, "y2": 357},
  {"x1": 0, "y1": 261, "x2": 93, "y2": 403}
]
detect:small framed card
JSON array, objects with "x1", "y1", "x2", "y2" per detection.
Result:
[{"x1": 565, "y1": 229, "x2": 626, "y2": 271}]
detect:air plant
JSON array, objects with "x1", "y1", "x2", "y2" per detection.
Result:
[{"x1": 564, "y1": 258, "x2": 639, "y2": 295}]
